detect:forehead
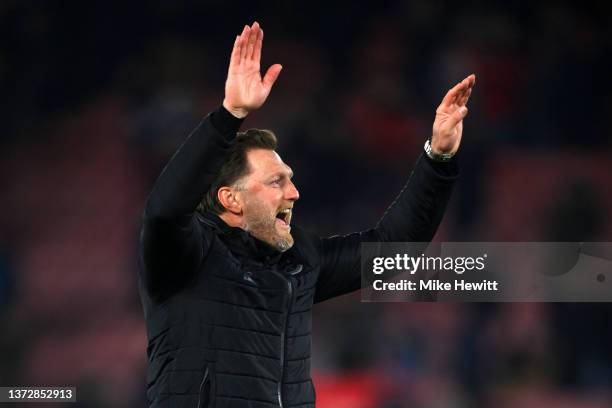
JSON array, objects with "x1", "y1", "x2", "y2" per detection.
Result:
[{"x1": 246, "y1": 149, "x2": 292, "y2": 178}]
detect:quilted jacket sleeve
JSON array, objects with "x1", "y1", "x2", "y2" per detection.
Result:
[
  {"x1": 139, "y1": 107, "x2": 243, "y2": 299},
  {"x1": 314, "y1": 154, "x2": 459, "y2": 303}
]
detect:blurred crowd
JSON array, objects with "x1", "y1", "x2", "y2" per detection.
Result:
[{"x1": 0, "y1": 1, "x2": 611, "y2": 407}]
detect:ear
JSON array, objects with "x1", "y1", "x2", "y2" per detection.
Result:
[{"x1": 217, "y1": 186, "x2": 243, "y2": 215}]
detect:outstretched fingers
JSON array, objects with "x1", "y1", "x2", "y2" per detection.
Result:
[
  {"x1": 262, "y1": 64, "x2": 282, "y2": 90},
  {"x1": 458, "y1": 74, "x2": 476, "y2": 106},
  {"x1": 228, "y1": 35, "x2": 242, "y2": 72},
  {"x1": 246, "y1": 22, "x2": 259, "y2": 61},
  {"x1": 239, "y1": 25, "x2": 250, "y2": 63},
  {"x1": 225, "y1": 21, "x2": 282, "y2": 111},
  {"x1": 439, "y1": 74, "x2": 476, "y2": 110},
  {"x1": 439, "y1": 82, "x2": 464, "y2": 110},
  {"x1": 253, "y1": 27, "x2": 263, "y2": 64},
  {"x1": 458, "y1": 87, "x2": 472, "y2": 107}
]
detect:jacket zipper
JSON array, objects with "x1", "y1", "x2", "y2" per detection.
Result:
[
  {"x1": 197, "y1": 366, "x2": 210, "y2": 408},
  {"x1": 278, "y1": 278, "x2": 293, "y2": 408}
]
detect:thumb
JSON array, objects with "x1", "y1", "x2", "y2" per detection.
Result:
[
  {"x1": 446, "y1": 106, "x2": 468, "y2": 129},
  {"x1": 447, "y1": 106, "x2": 467, "y2": 129},
  {"x1": 262, "y1": 64, "x2": 282, "y2": 90}
]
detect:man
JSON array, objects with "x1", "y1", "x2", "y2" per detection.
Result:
[{"x1": 139, "y1": 22, "x2": 475, "y2": 408}]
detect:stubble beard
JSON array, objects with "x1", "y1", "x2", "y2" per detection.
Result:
[{"x1": 243, "y1": 203, "x2": 294, "y2": 253}]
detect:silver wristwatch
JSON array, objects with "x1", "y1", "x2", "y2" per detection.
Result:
[{"x1": 424, "y1": 139, "x2": 454, "y2": 162}]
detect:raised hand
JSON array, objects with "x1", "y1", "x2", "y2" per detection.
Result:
[
  {"x1": 431, "y1": 74, "x2": 476, "y2": 155},
  {"x1": 222, "y1": 22, "x2": 282, "y2": 118}
]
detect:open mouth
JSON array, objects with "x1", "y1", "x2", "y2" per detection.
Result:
[{"x1": 275, "y1": 208, "x2": 292, "y2": 229}]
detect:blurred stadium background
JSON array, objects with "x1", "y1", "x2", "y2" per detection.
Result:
[{"x1": 0, "y1": 1, "x2": 611, "y2": 407}]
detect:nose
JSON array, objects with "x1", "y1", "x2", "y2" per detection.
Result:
[{"x1": 285, "y1": 180, "x2": 300, "y2": 201}]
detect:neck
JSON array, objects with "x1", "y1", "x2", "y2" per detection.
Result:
[{"x1": 219, "y1": 212, "x2": 245, "y2": 229}]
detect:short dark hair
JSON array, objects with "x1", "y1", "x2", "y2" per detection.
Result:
[{"x1": 198, "y1": 128, "x2": 278, "y2": 214}]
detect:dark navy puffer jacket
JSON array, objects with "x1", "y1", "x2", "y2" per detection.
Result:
[{"x1": 139, "y1": 106, "x2": 458, "y2": 407}]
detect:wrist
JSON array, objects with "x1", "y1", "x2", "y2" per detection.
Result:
[
  {"x1": 222, "y1": 100, "x2": 249, "y2": 119},
  {"x1": 424, "y1": 139, "x2": 454, "y2": 162}
]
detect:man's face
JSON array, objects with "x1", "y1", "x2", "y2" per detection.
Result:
[{"x1": 238, "y1": 149, "x2": 300, "y2": 252}]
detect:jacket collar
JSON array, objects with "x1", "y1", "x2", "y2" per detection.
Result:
[{"x1": 198, "y1": 211, "x2": 283, "y2": 264}]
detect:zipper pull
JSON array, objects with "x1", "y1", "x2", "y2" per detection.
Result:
[
  {"x1": 287, "y1": 264, "x2": 303, "y2": 275},
  {"x1": 243, "y1": 271, "x2": 256, "y2": 285}
]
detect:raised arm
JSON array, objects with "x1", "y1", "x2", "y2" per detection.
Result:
[
  {"x1": 314, "y1": 75, "x2": 476, "y2": 303},
  {"x1": 140, "y1": 22, "x2": 281, "y2": 299}
]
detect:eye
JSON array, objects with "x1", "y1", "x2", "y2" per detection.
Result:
[{"x1": 269, "y1": 178, "x2": 282, "y2": 186}]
